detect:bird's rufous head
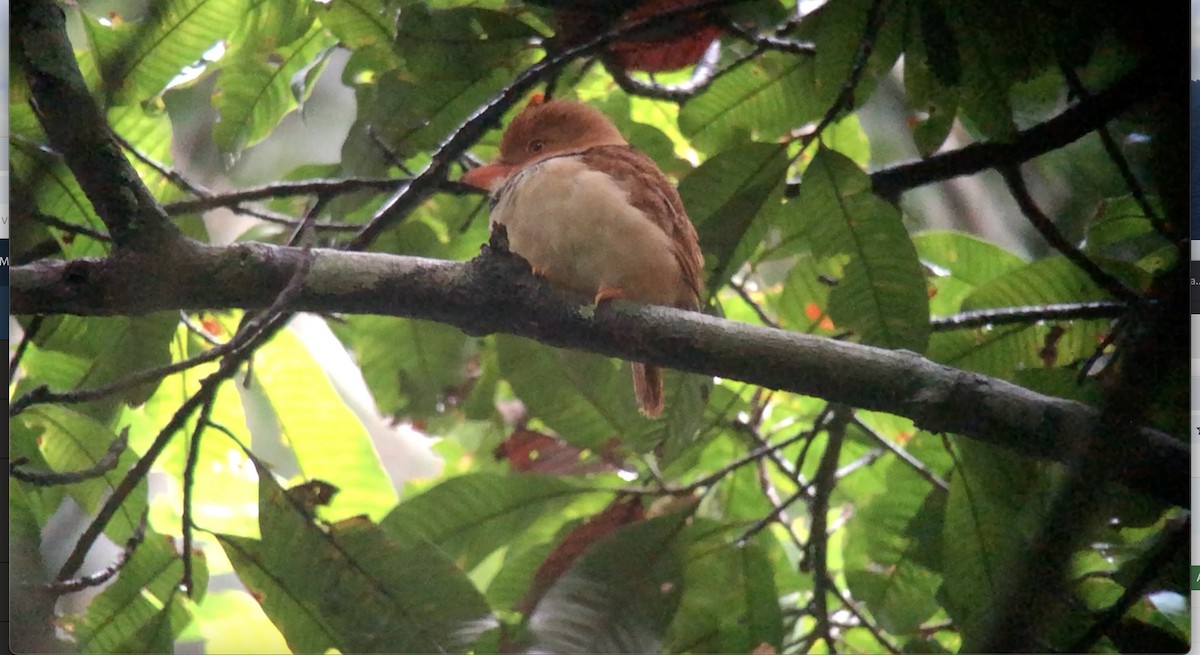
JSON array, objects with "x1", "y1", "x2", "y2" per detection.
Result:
[{"x1": 461, "y1": 96, "x2": 628, "y2": 192}]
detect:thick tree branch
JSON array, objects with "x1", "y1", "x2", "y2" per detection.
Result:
[
  {"x1": 13, "y1": 0, "x2": 181, "y2": 252},
  {"x1": 11, "y1": 238, "x2": 1186, "y2": 506}
]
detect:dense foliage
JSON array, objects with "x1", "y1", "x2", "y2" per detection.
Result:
[{"x1": 9, "y1": 0, "x2": 1189, "y2": 653}]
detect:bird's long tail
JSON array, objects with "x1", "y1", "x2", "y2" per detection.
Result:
[{"x1": 632, "y1": 362, "x2": 664, "y2": 418}]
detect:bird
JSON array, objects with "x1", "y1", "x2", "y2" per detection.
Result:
[{"x1": 460, "y1": 96, "x2": 704, "y2": 418}]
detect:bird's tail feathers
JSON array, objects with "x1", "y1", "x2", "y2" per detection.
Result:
[{"x1": 632, "y1": 362, "x2": 664, "y2": 418}]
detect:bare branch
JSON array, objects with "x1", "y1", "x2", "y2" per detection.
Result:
[
  {"x1": 930, "y1": 301, "x2": 1126, "y2": 331},
  {"x1": 866, "y1": 61, "x2": 1168, "y2": 201},
  {"x1": 999, "y1": 165, "x2": 1140, "y2": 305},
  {"x1": 10, "y1": 429, "x2": 129, "y2": 486},
  {"x1": 10, "y1": 237, "x2": 1185, "y2": 506},
  {"x1": 47, "y1": 510, "x2": 149, "y2": 595}
]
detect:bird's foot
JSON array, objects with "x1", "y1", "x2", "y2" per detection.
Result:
[
  {"x1": 580, "y1": 284, "x2": 626, "y2": 319},
  {"x1": 593, "y1": 284, "x2": 626, "y2": 304}
]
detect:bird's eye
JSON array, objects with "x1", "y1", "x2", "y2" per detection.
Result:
[{"x1": 528, "y1": 140, "x2": 544, "y2": 153}]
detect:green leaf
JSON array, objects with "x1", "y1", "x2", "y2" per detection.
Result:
[
  {"x1": 315, "y1": 0, "x2": 396, "y2": 51},
  {"x1": 247, "y1": 323, "x2": 399, "y2": 520},
  {"x1": 331, "y1": 315, "x2": 470, "y2": 418},
  {"x1": 380, "y1": 473, "x2": 593, "y2": 570},
  {"x1": 769, "y1": 251, "x2": 839, "y2": 336},
  {"x1": 496, "y1": 335, "x2": 703, "y2": 454},
  {"x1": 678, "y1": 142, "x2": 789, "y2": 294},
  {"x1": 21, "y1": 406, "x2": 146, "y2": 543},
  {"x1": 913, "y1": 230, "x2": 1026, "y2": 288},
  {"x1": 74, "y1": 530, "x2": 205, "y2": 653},
  {"x1": 788, "y1": 147, "x2": 930, "y2": 350},
  {"x1": 678, "y1": 52, "x2": 821, "y2": 153},
  {"x1": 25, "y1": 313, "x2": 178, "y2": 420},
  {"x1": 528, "y1": 514, "x2": 688, "y2": 653},
  {"x1": 213, "y1": 23, "x2": 338, "y2": 154},
  {"x1": 218, "y1": 466, "x2": 493, "y2": 653},
  {"x1": 110, "y1": 103, "x2": 179, "y2": 202},
  {"x1": 843, "y1": 459, "x2": 944, "y2": 635},
  {"x1": 1084, "y1": 195, "x2": 1175, "y2": 277},
  {"x1": 794, "y1": 0, "x2": 905, "y2": 112},
  {"x1": 924, "y1": 255, "x2": 1113, "y2": 378},
  {"x1": 942, "y1": 440, "x2": 1049, "y2": 647},
  {"x1": 80, "y1": 0, "x2": 250, "y2": 103},
  {"x1": 664, "y1": 526, "x2": 784, "y2": 653}
]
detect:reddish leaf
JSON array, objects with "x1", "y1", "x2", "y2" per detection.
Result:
[
  {"x1": 518, "y1": 497, "x2": 645, "y2": 613},
  {"x1": 493, "y1": 428, "x2": 622, "y2": 475},
  {"x1": 608, "y1": 0, "x2": 723, "y2": 73},
  {"x1": 555, "y1": 0, "x2": 724, "y2": 73}
]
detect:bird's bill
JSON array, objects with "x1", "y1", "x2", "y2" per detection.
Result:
[{"x1": 460, "y1": 162, "x2": 515, "y2": 192}]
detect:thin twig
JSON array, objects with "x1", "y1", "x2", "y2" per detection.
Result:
[
  {"x1": 850, "y1": 416, "x2": 949, "y2": 492},
  {"x1": 728, "y1": 279, "x2": 781, "y2": 328},
  {"x1": 607, "y1": 39, "x2": 727, "y2": 102},
  {"x1": 866, "y1": 60, "x2": 1166, "y2": 201},
  {"x1": 834, "y1": 585, "x2": 901, "y2": 654},
  {"x1": 931, "y1": 301, "x2": 1126, "y2": 331},
  {"x1": 795, "y1": 0, "x2": 889, "y2": 156},
  {"x1": 53, "y1": 252, "x2": 313, "y2": 582},
  {"x1": 180, "y1": 397, "x2": 216, "y2": 597},
  {"x1": 9, "y1": 315, "x2": 44, "y2": 380},
  {"x1": 179, "y1": 312, "x2": 224, "y2": 347},
  {"x1": 1058, "y1": 63, "x2": 1162, "y2": 227},
  {"x1": 10, "y1": 428, "x2": 129, "y2": 486},
  {"x1": 1068, "y1": 514, "x2": 1189, "y2": 652},
  {"x1": 162, "y1": 177, "x2": 418, "y2": 215},
  {"x1": 47, "y1": 510, "x2": 149, "y2": 595},
  {"x1": 30, "y1": 210, "x2": 112, "y2": 243},
  {"x1": 999, "y1": 165, "x2": 1140, "y2": 305},
  {"x1": 11, "y1": 333, "x2": 231, "y2": 417},
  {"x1": 721, "y1": 20, "x2": 815, "y2": 55},
  {"x1": 808, "y1": 406, "x2": 849, "y2": 653}
]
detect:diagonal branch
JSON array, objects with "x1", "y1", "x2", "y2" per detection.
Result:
[
  {"x1": 10, "y1": 236, "x2": 1186, "y2": 507},
  {"x1": 12, "y1": 0, "x2": 181, "y2": 252},
  {"x1": 866, "y1": 60, "x2": 1167, "y2": 201}
]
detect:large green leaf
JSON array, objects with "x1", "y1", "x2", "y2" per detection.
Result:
[
  {"x1": 218, "y1": 466, "x2": 493, "y2": 653},
  {"x1": 527, "y1": 514, "x2": 689, "y2": 653},
  {"x1": 942, "y1": 440, "x2": 1050, "y2": 648},
  {"x1": 331, "y1": 315, "x2": 470, "y2": 418},
  {"x1": 73, "y1": 532, "x2": 207, "y2": 653},
  {"x1": 246, "y1": 322, "x2": 399, "y2": 521},
  {"x1": 80, "y1": 0, "x2": 250, "y2": 103},
  {"x1": 678, "y1": 52, "x2": 822, "y2": 153},
  {"x1": 843, "y1": 458, "x2": 944, "y2": 636},
  {"x1": 926, "y1": 255, "x2": 1112, "y2": 378},
  {"x1": 380, "y1": 472, "x2": 594, "y2": 570},
  {"x1": 213, "y1": 23, "x2": 338, "y2": 154},
  {"x1": 787, "y1": 147, "x2": 930, "y2": 350},
  {"x1": 23, "y1": 314, "x2": 178, "y2": 421},
  {"x1": 496, "y1": 335, "x2": 704, "y2": 454},
  {"x1": 21, "y1": 405, "x2": 146, "y2": 543},
  {"x1": 913, "y1": 230, "x2": 1026, "y2": 287},
  {"x1": 664, "y1": 525, "x2": 784, "y2": 653},
  {"x1": 793, "y1": 0, "x2": 905, "y2": 112},
  {"x1": 678, "y1": 142, "x2": 789, "y2": 294}
]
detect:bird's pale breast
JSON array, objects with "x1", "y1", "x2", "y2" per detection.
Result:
[{"x1": 490, "y1": 156, "x2": 688, "y2": 306}]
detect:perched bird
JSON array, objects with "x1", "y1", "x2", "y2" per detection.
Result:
[{"x1": 461, "y1": 96, "x2": 704, "y2": 418}]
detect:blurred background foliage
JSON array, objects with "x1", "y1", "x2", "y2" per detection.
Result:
[{"x1": 9, "y1": 0, "x2": 1189, "y2": 652}]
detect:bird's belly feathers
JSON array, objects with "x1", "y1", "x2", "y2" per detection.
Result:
[{"x1": 490, "y1": 157, "x2": 687, "y2": 306}]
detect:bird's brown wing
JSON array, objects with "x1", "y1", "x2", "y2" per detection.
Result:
[{"x1": 578, "y1": 145, "x2": 704, "y2": 310}]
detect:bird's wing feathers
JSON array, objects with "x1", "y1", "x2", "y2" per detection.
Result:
[{"x1": 578, "y1": 146, "x2": 704, "y2": 309}]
